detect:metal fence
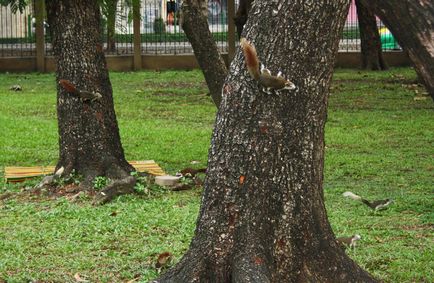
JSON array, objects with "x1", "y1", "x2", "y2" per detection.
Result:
[
  {"x1": 0, "y1": 0, "x2": 400, "y2": 58},
  {"x1": 341, "y1": 0, "x2": 399, "y2": 51},
  {"x1": 0, "y1": 1, "x2": 36, "y2": 57}
]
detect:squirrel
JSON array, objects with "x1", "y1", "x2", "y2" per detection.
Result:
[
  {"x1": 336, "y1": 234, "x2": 361, "y2": 249},
  {"x1": 240, "y1": 38, "x2": 296, "y2": 93},
  {"x1": 176, "y1": 167, "x2": 207, "y2": 178},
  {"x1": 59, "y1": 79, "x2": 102, "y2": 102},
  {"x1": 343, "y1": 191, "x2": 393, "y2": 211}
]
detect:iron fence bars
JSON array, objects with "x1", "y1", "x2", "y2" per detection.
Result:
[
  {"x1": 140, "y1": 0, "x2": 190, "y2": 55},
  {"x1": 342, "y1": 0, "x2": 360, "y2": 52},
  {"x1": 0, "y1": 1, "x2": 36, "y2": 57},
  {"x1": 0, "y1": 0, "x2": 402, "y2": 60},
  {"x1": 101, "y1": 0, "x2": 134, "y2": 55},
  {"x1": 341, "y1": 0, "x2": 400, "y2": 52},
  {"x1": 139, "y1": 0, "x2": 229, "y2": 55}
]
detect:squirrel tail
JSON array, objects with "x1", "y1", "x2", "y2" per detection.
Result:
[
  {"x1": 343, "y1": 191, "x2": 362, "y2": 201},
  {"x1": 240, "y1": 38, "x2": 260, "y2": 80},
  {"x1": 59, "y1": 79, "x2": 77, "y2": 94}
]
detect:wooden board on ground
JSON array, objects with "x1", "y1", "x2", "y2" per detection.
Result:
[{"x1": 3, "y1": 160, "x2": 165, "y2": 183}]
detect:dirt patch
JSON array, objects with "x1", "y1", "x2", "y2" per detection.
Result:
[{"x1": 0, "y1": 183, "x2": 98, "y2": 203}]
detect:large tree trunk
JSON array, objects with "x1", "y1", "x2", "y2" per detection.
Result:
[
  {"x1": 180, "y1": 0, "x2": 227, "y2": 107},
  {"x1": 360, "y1": 0, "x2": 434, "y2": 100},
  {"x1": 46, "y1": 0, "x2": 135, "y2": 200},
  {"x1": 155, "y1": 1, "x2": 377, "y2": 281},
  {"x1": 355, "y1": 0, "x2": 387, "y2": 70}
]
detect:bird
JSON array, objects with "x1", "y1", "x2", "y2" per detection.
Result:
[
  {"x1": 336, "y1": 234, "x2": 361, "y2": 249},
  {"x1": 343, "y1": 191, "x2": 393, "y2": 211}
]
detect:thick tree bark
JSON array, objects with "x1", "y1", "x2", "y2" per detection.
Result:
[
  {"x1": 180, "y1": 0, "x2": 227, "y2": 107},
  {"x1": 360, "y1": 0, "x2": 434, "y2": 100},
  {"x1": 355, "y1": 0, "x2": 387, "y2": 70},
  {"x1": 46, "y1": 1, "x2": 134, "y2": 195},
  {"x1": 155, "y1": 1, "x2": 377, "y2": 282}
]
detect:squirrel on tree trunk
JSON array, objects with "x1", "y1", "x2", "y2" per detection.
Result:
[
  {"x1": 59, "y1": 79, "x2": 102, "y2": 102},
  {"x1": 240, "y1": 38, "x2": 296, "y2": 94}
]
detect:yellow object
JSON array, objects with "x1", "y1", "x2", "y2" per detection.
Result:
[
  {"x1": 378, "y1": 27, "x2": 391, "y2": 35},
  {"x1": 4, "y1": 160, "x2": 165, "y2": 183}
]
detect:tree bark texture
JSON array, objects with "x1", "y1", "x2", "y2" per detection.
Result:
[
  {"x1": 155, "y1": 1, "x2": 377, "y2": 282},
  {"x1": 180, "y1": 0, "x2": 228, "y2": 108},
  {"x1": 355, "y1": 0, "x2": 387, "y2": 70},
  {"x1": 46, "y1": 1, "x2": 134, "y2": 184},
  {"x1": 360, "y1": 0, "x2": 434, "y2": 100}
]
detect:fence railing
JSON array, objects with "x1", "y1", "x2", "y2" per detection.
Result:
[
  {"x1": 0, "y1": 0, "x2": 36, "y2": 57},
  {"x1": 0, "y1": 0, "x2": 401, "y2": 59}
]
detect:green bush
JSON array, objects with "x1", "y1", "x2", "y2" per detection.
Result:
[{"x1": 153, "y1": 18, "x2": 166, "y2": 34}]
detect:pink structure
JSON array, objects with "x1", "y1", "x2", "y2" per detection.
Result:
[{"x1": 346, "y1": 0, "x2": 358, "y2": 25}]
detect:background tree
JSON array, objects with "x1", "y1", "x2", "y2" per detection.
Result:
[
  {"x1": 355, "y1": 0, "x2": 387, "y2": 70},
  {"x1": 45, "y1": 0, "x2": 135, "y2": 202},
  {"x1": 234, "y1": 0, "x2": 253, "y2": 38},
  {"x1": 101, "y1": 0, "x2": 119, "y2": 52},
  {"x1": 0, "y1": 0, "x2": 26, "y2": 12},
  {"x1": 155, "y1": 0, "x2": 377, "y2": 281},
  {"x1": 360, "y1": 0, "x2": 434, "y2": 100},
  {"x1": 179, "y1": 0, "x2": 227, "y2": 107}
]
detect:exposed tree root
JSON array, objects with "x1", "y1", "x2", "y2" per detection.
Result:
[{"x1": 93, "y1": 175, "x2": 136, "y2": 205}]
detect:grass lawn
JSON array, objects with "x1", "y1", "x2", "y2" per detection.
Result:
[{"x1": 0, "y1": 68, "x2": 433, "y2": 282}]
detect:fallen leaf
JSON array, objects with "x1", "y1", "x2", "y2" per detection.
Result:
[
  {"x1": 126, "y1": 277, "x2": 140, "y2": 283},
  {"x1": 239, "y1": 175, "x2": 245, "y2": 185},
  {"x1": 375, "y1": 236, "x2": 384, "y2": 243},
  {"x1": 253, "y1": 256, "x2": 264, "y2": 265},
  {"x1": 413, "y1": 96, "x2": 427, "y2": 101},
  {"x1": 74, "y1": 273, "x2": 89, "y2": 282},
  {"x1": 155, "y1": 252, "x2": 173, "y2": 268}
]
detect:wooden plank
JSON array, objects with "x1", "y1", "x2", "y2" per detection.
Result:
[{"x1": 4, "y1": 161, "x2": 165, "y2": 183}]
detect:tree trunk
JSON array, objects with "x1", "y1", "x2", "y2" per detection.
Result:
[
  {"x1": 355, "y1": 0, "x2": 387, "y2": 70},
  {"x1": 234, "y1": 0, "x2": 253, "y2": 38},
  {"x1": 105, "y1": 0, "x2": 119, "y2": 53},
  {"x1": 46, "y1": 1, "x2": 135, "y2": 197},
  {"x1": 360, "y1": 0, "x2": 434, "y2": 100},
  {"x1": 155, "y1": 1, "x2": 377, "y2": 281},
  {"x1": 180, "y1": 0, "x2": 227, "y2": 107}
]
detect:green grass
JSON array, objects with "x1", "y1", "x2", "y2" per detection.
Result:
[{"x1": 0, "y1": 68, "x2": 433, "y2": 282}]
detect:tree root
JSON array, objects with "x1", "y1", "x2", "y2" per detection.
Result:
[{"x1": 93, "y1": 175, "x2": 136, "y2": 205}]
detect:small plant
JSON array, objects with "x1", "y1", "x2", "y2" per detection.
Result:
[
  {"x1": 179, "y1": 176, "x2": 194, "y2": 186},
  {"x1": 131, "y1": 171, "x2": 150, "y2": 194},
  {"x1": 54, "y1": 169, "x2": 82, "y2": 187},
  {"x1": 68, "y1": 170, "x2": 83, "y2": 185},
  {"x1": 92, "y1": 176, "x2": 110, "y2": 190},
  {"x1": 153, "y1": 18, "x2": 166, "y2": 34}
]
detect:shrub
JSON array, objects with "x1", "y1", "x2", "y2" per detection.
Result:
[{"x1": 153, "y1": 18, "x2": 166, "y2": 34}]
